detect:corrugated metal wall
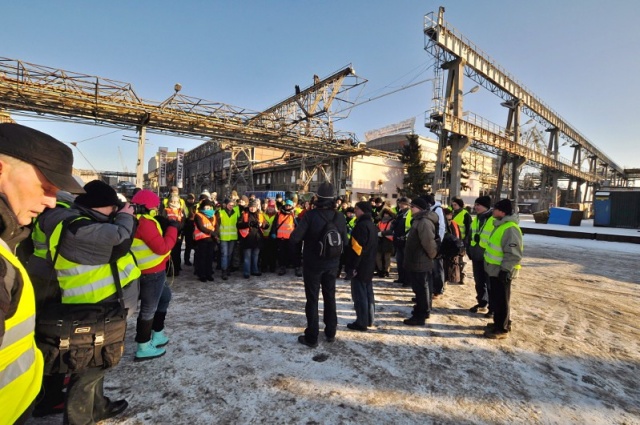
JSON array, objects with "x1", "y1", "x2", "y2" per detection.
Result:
[{"x1": 610, "y1": 191, "x2": 640, "y2": 228}]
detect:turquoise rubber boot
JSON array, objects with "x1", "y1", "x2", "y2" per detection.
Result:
[
  {"x1": 135, "y1": 341, "x2": 166, "y2": 362},
  {"x1": 151, "y1": 330, "x2": 169, "y2": 348}
]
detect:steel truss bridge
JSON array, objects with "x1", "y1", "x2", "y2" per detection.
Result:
[
  {"x1": 423, "y1": 7, "x2": 631, "y2": 207},
  {"x1": 0, "y1": 57, "x2": 396, "y2": 187}
]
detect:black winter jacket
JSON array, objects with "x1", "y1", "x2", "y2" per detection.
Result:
[
  {"x1": 290, "y1": 207, "x2": 347, "y2": 270},
  {"x1": 345, "y1": 213, "x2": 377, "y2": 282}
]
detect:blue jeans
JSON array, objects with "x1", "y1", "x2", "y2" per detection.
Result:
[
  {"x1": 350, "y1": 277, "x2": 375, "y2": 327},
  {"x1": 243, "y1": 248, "x2": 260, "y2": 276},
  {"x1": 138, "y1": 271, "x2": 172, "y2": 321},
  {"x1": 220, "y1": 240, "x2": 236, "y2": 271}
]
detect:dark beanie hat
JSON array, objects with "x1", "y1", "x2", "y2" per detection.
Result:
[
  {"x1": 411, "y1": 198, "x2": 429, "y2": 211},
  {"x1": 474, "y1": 196, "x2": 492, "y2": 209},
  {"x1": 75, "y1": 180, "x2": 120, "y2": 208},
  {"x1": 494, "y1": 199, "x2": 513, "y2": 215},
  {"x1": 317, "y1": 182, "x2": 335, "y2": 199},
  {"x1": 355, "y1": 201, "x2": 372, "y2": 214},
  {"x1": 451, "y1": 197, "x2": 464, "y2": 208},
  {"x1": 422, "y1": 194, "x2": 435, "y2": 206}
]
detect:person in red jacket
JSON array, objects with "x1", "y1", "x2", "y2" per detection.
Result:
[{"x1": 131, "y1": 190, "x2": 179, "y2": 361}]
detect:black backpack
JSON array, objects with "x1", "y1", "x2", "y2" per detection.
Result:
[{"x1": 318, "y1": 211, "x2": 343, "y2": 259}]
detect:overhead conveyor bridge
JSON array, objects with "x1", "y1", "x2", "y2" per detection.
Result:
[
  {"x1": 0, "y1": 57, "x2": 397, "y2": 185},
  {"x1": 423, "y1": 7, "x2": 629, "y2": 208}
]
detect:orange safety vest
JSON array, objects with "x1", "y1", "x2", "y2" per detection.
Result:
[
  {"x1": 275, "y1": 213, "x2": 295, "y2": 240},
  {"x1": 238, "y1": 211, "x2": 264, "y2": 238},
  {"x1": 165, "y1": 207, "x2": 184, "y2": 222},
  {"x1": 377, "y1": 220, "x2": 393, "y2": 241},
  {"x1": 194, "y1": 212, "x2": 216, "y2": 241}
]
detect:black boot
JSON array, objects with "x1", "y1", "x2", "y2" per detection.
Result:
[
  {"x1": 135, "y1": 318, "x2": 154, "y2": 343},
  {"x1": 152, "y1": 311, "x2": 167, "y2": 333}
]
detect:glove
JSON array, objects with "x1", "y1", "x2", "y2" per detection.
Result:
[
  {"x1": 167, "y1": 220, "x2": 182, "y2": 232},
  {"x1": 498, "y1": 270, "x2": 510, "y2": 281}
]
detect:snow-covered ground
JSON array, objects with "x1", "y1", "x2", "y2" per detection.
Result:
[{"x1": 28, "y1": 232, "x2": 640, "y2": 425}]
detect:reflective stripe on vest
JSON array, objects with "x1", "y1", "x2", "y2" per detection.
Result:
[
  {"x1": 0, "y1": 244, "x2": 44, "y2": 424},
  {"x1": 238, "y1": 211, "x2": 263, "y2": 238},
  {"x1": 276, "y1": 214, "x2": 295, "y2": 239},
  {"x1": 32, "y1": 201, "x2": 71, "y2": 260},
  {"x1": 262, "y1": 213, "x2": 276, "y2": 237},
  {"x1": 164, "y1": 207, "x2": 184, "y2": 222},
  {"x1": 219, "y1": 210, "x2": 238, "y2": 241},
  {"x1": 404, "y1": 210, "x2": 412, "y2": 234},
  {"x1": 483, "y1": 221, "x2": 523, "y2": 269},
  {"x1": 194, "y1": 212, "x2": 216, "y2": 241},
  {"x1": 377, "y1": 221, "x2": 393, "y2": 241},
  {"x1": 470, "y1": 216, "x2": 495, "y2": 249},
  {"x1": 131, "y1": 215, "x2": 170, "y2": 270},
  {"x1": 452, "y1": 208, "x2": 470, "y2": 240},
  {"x1": 49, "y1": 217, "x2": 141, "y2": 304}
]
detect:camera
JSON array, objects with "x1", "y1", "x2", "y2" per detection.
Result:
[{"x1": 130, "y1": 203, "x2": 147, "y2": 215}]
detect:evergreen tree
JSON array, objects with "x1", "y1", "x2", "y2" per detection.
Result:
[{"x1": 398, "y1": 134, "x2": 429, "y2": 198}]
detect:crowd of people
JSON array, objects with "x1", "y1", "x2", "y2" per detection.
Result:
[{"x1": 0, "y1": 123, "x2": 523, "y2": 425}]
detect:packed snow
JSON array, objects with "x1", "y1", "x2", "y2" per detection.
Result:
[{"x1": 27, "y1": 229, "x2": 640, "y2": 425}]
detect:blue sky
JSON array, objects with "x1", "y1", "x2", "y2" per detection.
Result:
[{"x1": 2, "y1": 0, "x2": 639, "y2": 173}]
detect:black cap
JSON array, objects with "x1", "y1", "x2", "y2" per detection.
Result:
[
  {"x1": 317, "y1": 182, "x2": 335, "y2": 199},
  {"x1": 75, "y1": 180, "x2": 120, "y2": 208},
  {"x1": 422, "y1": 194, "x2": 435, "y2": 206},
  {"x1": 0, "y1": 123, "x2": 84, "y2": 194},
  {"x1": 474, "y1": 196, "x2": 492, "y2": 209},
  {"x1": 451, "y1": 197, "x2": 464, "y2": 208},
  {"x1": 410, "y1": 198, "x2": 429, "y2": 211},
  {"x1": 355, "y1": 201, "x2": 372, "y2": 214},
  {"x1": 494, "y1": 199, "x2": 513, "y2": 215}
]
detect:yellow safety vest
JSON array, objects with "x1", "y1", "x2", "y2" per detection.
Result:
[
  {"x1": 49, "y1": 217, "x2": 141, "y2": 304},
  {"x1": 470, "y1": 215, "x2": 495, "y2": 249},
  {"x1": 404, "y1": 210, "x2": 412, "y2": 234},
  {"x1": 131, "y1": 215, "x2": 171, "y2": 271},
  {"x1": 0, "y1": 244, "x2": 44, "y2": 425},
  {"x1": 483, "y1": 221, "x2": 523, "y2": 270},
  {"x1": 262, "y1": 213, "x2": 276, "y2": 237},
  {"x1": 219, "y1": 210, "x2": 239, "y2": 241},
  {"x1": 31, "y1": 201, "x2": 71, "y2": 260},
  {"x1": 346, "y1": 216, "x2": 356, "y2": 239},
  {"x1": 452, "y1": 208, "x2": 470, "y2": 240}
]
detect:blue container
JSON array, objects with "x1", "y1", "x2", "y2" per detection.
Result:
[{"x1": 548, "y1": 207, "x2": 582, "y2": 226}]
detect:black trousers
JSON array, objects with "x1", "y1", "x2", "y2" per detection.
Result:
[
  {"x1": 472, "y1": 259, "x2": 489, "y2": 307},
  {"x1": 408, "y1": 270, "x2": 431, "y2": 319},
  {"x1": 261, "y1": 237, "x2": 277, "y2": 272},
  {"x1": 169, "y1": 235, "x2": 183, "y2": 273},
  {"x1": 431, "y1": 258, "x2": 445, "y2": 294},
  {"x1": 183, "y1": 222, "x2": 195, "y2": 263},
  {"x1": 303, "y1": 266, "x2": 338, "y2": 343},
  {"x1": 488, "y1": 273, "x2": 512, "y2": 332},
  {"x1": 194, "y1": 239, "x2": 215, "y2": 279},
  {"x1": 394, "y1": 240, "x2": 406, "y2": 283},
  {"x1": 350, "y1": 277, "x2": 375, "y2": 327},
  {"x1": 65, "y1": 367, "x2": 109, "y2": 425}
]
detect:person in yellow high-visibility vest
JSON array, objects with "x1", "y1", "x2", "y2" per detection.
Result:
[
  {"x1": 467, "y1": 196, "x2": 494, "y2": 316},
  {"x1": 47, "y1": 180, "x2": 140, "y2": 424},
  {"x1": 0, "y1": 123, "x2": 84, "y2": 424},
  {"x1": 451, "y1": 196, "x2": 472, "y2": 284},
  {"x1": 483, "y1": 199, "x2": 523, "y2": 340}
]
